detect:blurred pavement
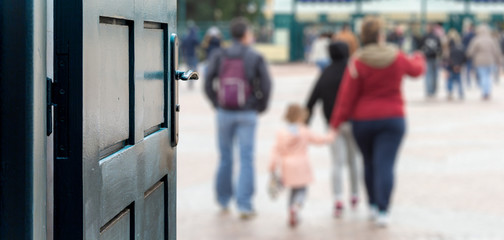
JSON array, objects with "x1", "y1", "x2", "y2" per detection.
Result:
[{"x1": 176, "y1": 63, "x2": 504, "y2": 240}]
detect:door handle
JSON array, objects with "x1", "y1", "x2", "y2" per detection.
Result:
[
  {"x1": 169, "y1": 33, "x2": 200, "y2": 147},
  {"x1": 175, "y1": 70, "x2": 199, "y2": 81}
]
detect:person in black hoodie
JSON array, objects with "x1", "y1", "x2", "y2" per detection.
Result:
[
  {"x1": 306, "y1": 41, "x2": 361, "y2": 218},
  {"x1": 421, "y1": 24, "x2": 442, "y2": 98},
  {"x1": 445, "y1": 30, "x2": 466, "y2": 100}
]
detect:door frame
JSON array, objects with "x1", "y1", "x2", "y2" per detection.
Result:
[
  {"x1": 0, "y1": 0, "x2": 47, "y2": 239},
  {"x1": 53, "y1": 0, "x2": 84, "y2": 238}
]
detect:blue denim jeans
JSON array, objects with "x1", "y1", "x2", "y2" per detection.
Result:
[
  {"x1": 216, "y1": 109, "x2": 257, "y2": 212},
  {"x1": 315, "y1": 59, "x2": 330, "y2": 72},
  {"x1": 447, "y1": 71, "x2": 464, "y2": 99},
  {"x1": 464, "y1": 60, "x2": 473, "y2": 87},
  {"x1": 352, "y1": 118, "x2": 406, "y2": 212},
  {"x1": 425, "y1": 59, "x2": 439, "y2": 97},
  {"x1": 476, "y1": 66, "x2": 493, "y2": 97}
]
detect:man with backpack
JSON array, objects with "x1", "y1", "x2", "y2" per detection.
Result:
[
  {"x1": 204, "y1": 17, "x2": 272, "y2": 219},
  {"x1": 421, "y1": 24, "x2": 442, "y2": 98}
]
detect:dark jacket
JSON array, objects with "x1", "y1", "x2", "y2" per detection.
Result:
[
  {"x1": 204, "y1": 42, "x2": 272, "y2": 113},
  {"x1": 447, "y1": 41, "x2": 466, "y2": 73},
  {"x1": 306, "y1": 42, "x2": 349, "y2": 124},
  {"x1": 182, "y1": 28, "x2": 200, "y2": 58},
  {"x1": 206, "y1": 37, "x2": 221, "y2": 60},
  {"x1": 421, "y1": 32, "x2": 442, "y2": 59},
  {"x1": 387, "y1": 32, "x2": 403, "y2": 48},
  {"x1": 462, "y1": 31, "x2": 475, "y2": 51}
]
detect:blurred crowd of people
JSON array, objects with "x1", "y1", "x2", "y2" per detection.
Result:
[
  {"x1": 306, "y1": 21, "x2": 504, "y2": 100},
  {"x1": 199, "y1": 15, "x2": 502, "y2": 231}
]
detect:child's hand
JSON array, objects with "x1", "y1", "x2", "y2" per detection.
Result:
[{"x1": 328, "y1": 128, "x2": 338, "y2": 141}]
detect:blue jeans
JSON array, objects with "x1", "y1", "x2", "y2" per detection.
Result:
[
  {"x1": 476, "y1": 66, "x2": 493, "y2": 97},
  {"x1": 352, "y1": 118, "x2": 406, "y2": 212},
  {"x1": 425, "y1": 59, "x2": 439, "y2": 97},
  {"x1": 216, "y1": 109, "x2": 257, "y2": 212},
  {"x1": 464, "y1": 60, "x2": 473, "y2": 87},
  {"x1": 315, "y1": 59, "x2": 330, "y2": 72},
  {"x1": 447, "y1": 71, "x2": 464, "y2": 99}
]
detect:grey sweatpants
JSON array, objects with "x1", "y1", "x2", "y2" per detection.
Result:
[
  {"x1": 330, "y1": 122, "x2": 361, "y2": 201},
  {"x1": 289, "y1": 187, "x2": 307, "y2": 208}
]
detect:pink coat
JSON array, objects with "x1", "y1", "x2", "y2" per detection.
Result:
[{"x1": 269, "y1": 124, "x2": 333, "y2": 188}]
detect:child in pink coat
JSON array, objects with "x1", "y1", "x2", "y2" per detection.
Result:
[{"x1": 269, "y1": 104, "x2": 335, "y2": 227}]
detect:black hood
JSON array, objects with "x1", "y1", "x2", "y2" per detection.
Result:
[{"x1": 329, "y1": 41, "x2": 349, "y2": 61}]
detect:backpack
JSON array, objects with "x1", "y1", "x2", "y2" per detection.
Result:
[{"x1": 218, "y1": 49, "x2": 251, "y2": 109}]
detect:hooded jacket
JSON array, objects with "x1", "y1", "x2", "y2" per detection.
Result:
[
  {"x1": 330, "y1": 43, "x2": 425, "y2": 129},
  {"x1": 269, "y1": 124, "x2": 333, "y2": 188},
  {"x1": 447, "y1": 41, "x2": 466, "y2": 72},
  {"x1": 466, "y1": 25, "x2": 501, "y2": 67},
  {"x1": 306, "y1": 42, "x2": 349, "y2": 124}
]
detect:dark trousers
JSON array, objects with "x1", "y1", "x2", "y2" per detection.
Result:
[
  {"x1": 447, "y1": 71, "x2": 464, "y2": 99},
  {"x1": 426, "y1": 59, "x2": 439, "y2": 96},
  {"x1": 352, "y1": 118, "x2": 406, "y2": 212}
]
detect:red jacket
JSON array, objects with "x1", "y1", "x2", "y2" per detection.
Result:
[{"x1": 330, "y1": 51, "x2": 425, "y2": 129}]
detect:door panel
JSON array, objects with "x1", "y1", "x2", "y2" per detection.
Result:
[
  {"x1": 99, "y1": 209, "x2": 132, "y2": 240},
  {"x1": 98, "y1": 22, "x2": 131, "y2": 154},
  {"x1": 99, "y1": 153, "x2": 137, "y2": 227},
  {"x1": 54, "y1": 0, "x2": 178, "y2": 238},
  {"x1": 143, "y1": 181, "x2": 166, "y2": 240},
  {"x1": 143, "y1": 27, "x2": 165, "y2": 135}
]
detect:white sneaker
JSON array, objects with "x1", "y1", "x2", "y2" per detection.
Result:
[
  {"x1": 375, "y1": 212, "x2": 389, "y2": 228},
  {"x1": 369, "y1": 205, "x2": 378, "y2": 221}
]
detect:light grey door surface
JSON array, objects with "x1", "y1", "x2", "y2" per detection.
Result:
[{"x1": 53, "y1": 0, "x2": 180, "y2": 239}]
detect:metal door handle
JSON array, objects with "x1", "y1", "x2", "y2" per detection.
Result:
[{"x1": 175, "y1": 70, "x2": 199, "y2": 81}]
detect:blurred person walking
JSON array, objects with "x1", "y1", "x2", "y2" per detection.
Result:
[
  {"x1": 387, "y1": 25, "x2": 404, "y2": 48},
  {"x1": 421, "y1": 24, "x2": 442, "y2": 98},
  {"x1": 202, "y1": 26, "x2": 222, "y2": 60},
  {"x1": 305, "y1": 41, "x2": 361, "y2": 218},
  {"x1": 309, "y1": 33, "x2": 331, "y2": 71},
  {"x1": 334, "y1": 23, "x2": 359, "y2": 56},
  {"x1": 462, "y1": 24, "x2": 476, "y2": 87},
  {"x1": 269, "y1": 104, "x2": 335, "y2": 228},
  {"x1": 204, "y1": 18, "x2": 272, "y2": 219},
  {"x1": 330, "y1": 16, "x2": 425, "y2": 228},
  {"x1": 445, "y1": 29, "x2": 466, "y2": 100},
  {"x1": 181, "y1": 23, "x2": 200, "y2": 90},
  {"x1": 467, "y1": 24, "x2": 501, "y2": 100}
]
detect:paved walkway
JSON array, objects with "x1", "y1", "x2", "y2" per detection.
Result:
[{"x1": 176, "y1": 63, "x2": 504, "y2": 240}]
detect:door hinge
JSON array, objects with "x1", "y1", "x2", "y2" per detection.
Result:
[{"x1": 47, "y1": 77, "x2": 55, "y2": 136}]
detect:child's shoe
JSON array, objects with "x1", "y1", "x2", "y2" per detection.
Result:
[
  {"x1": 289, "y1": 206, "x2": 299, "y2": 228},
  {"x1": 375, "y1": 211, "x2": 389, "y2": 228},
  {"x1": 333, "y1": 201, "x2": 344, "y2": 218},
  {"x1": 350, "y1": 196, "x2": 359, "y2": 209}
]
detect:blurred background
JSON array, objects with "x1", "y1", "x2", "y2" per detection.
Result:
[{"x1": 175, "y1": 0, "x2": 504, "y2": 239}]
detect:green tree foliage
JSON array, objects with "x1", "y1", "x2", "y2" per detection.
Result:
[{"x1": 186, "y1": 0, "x2": 263, "y2": 22}]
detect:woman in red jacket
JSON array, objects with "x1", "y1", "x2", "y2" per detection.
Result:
[{"x1": 330, "y1": 16, "x2": 425, "y2": 227}]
